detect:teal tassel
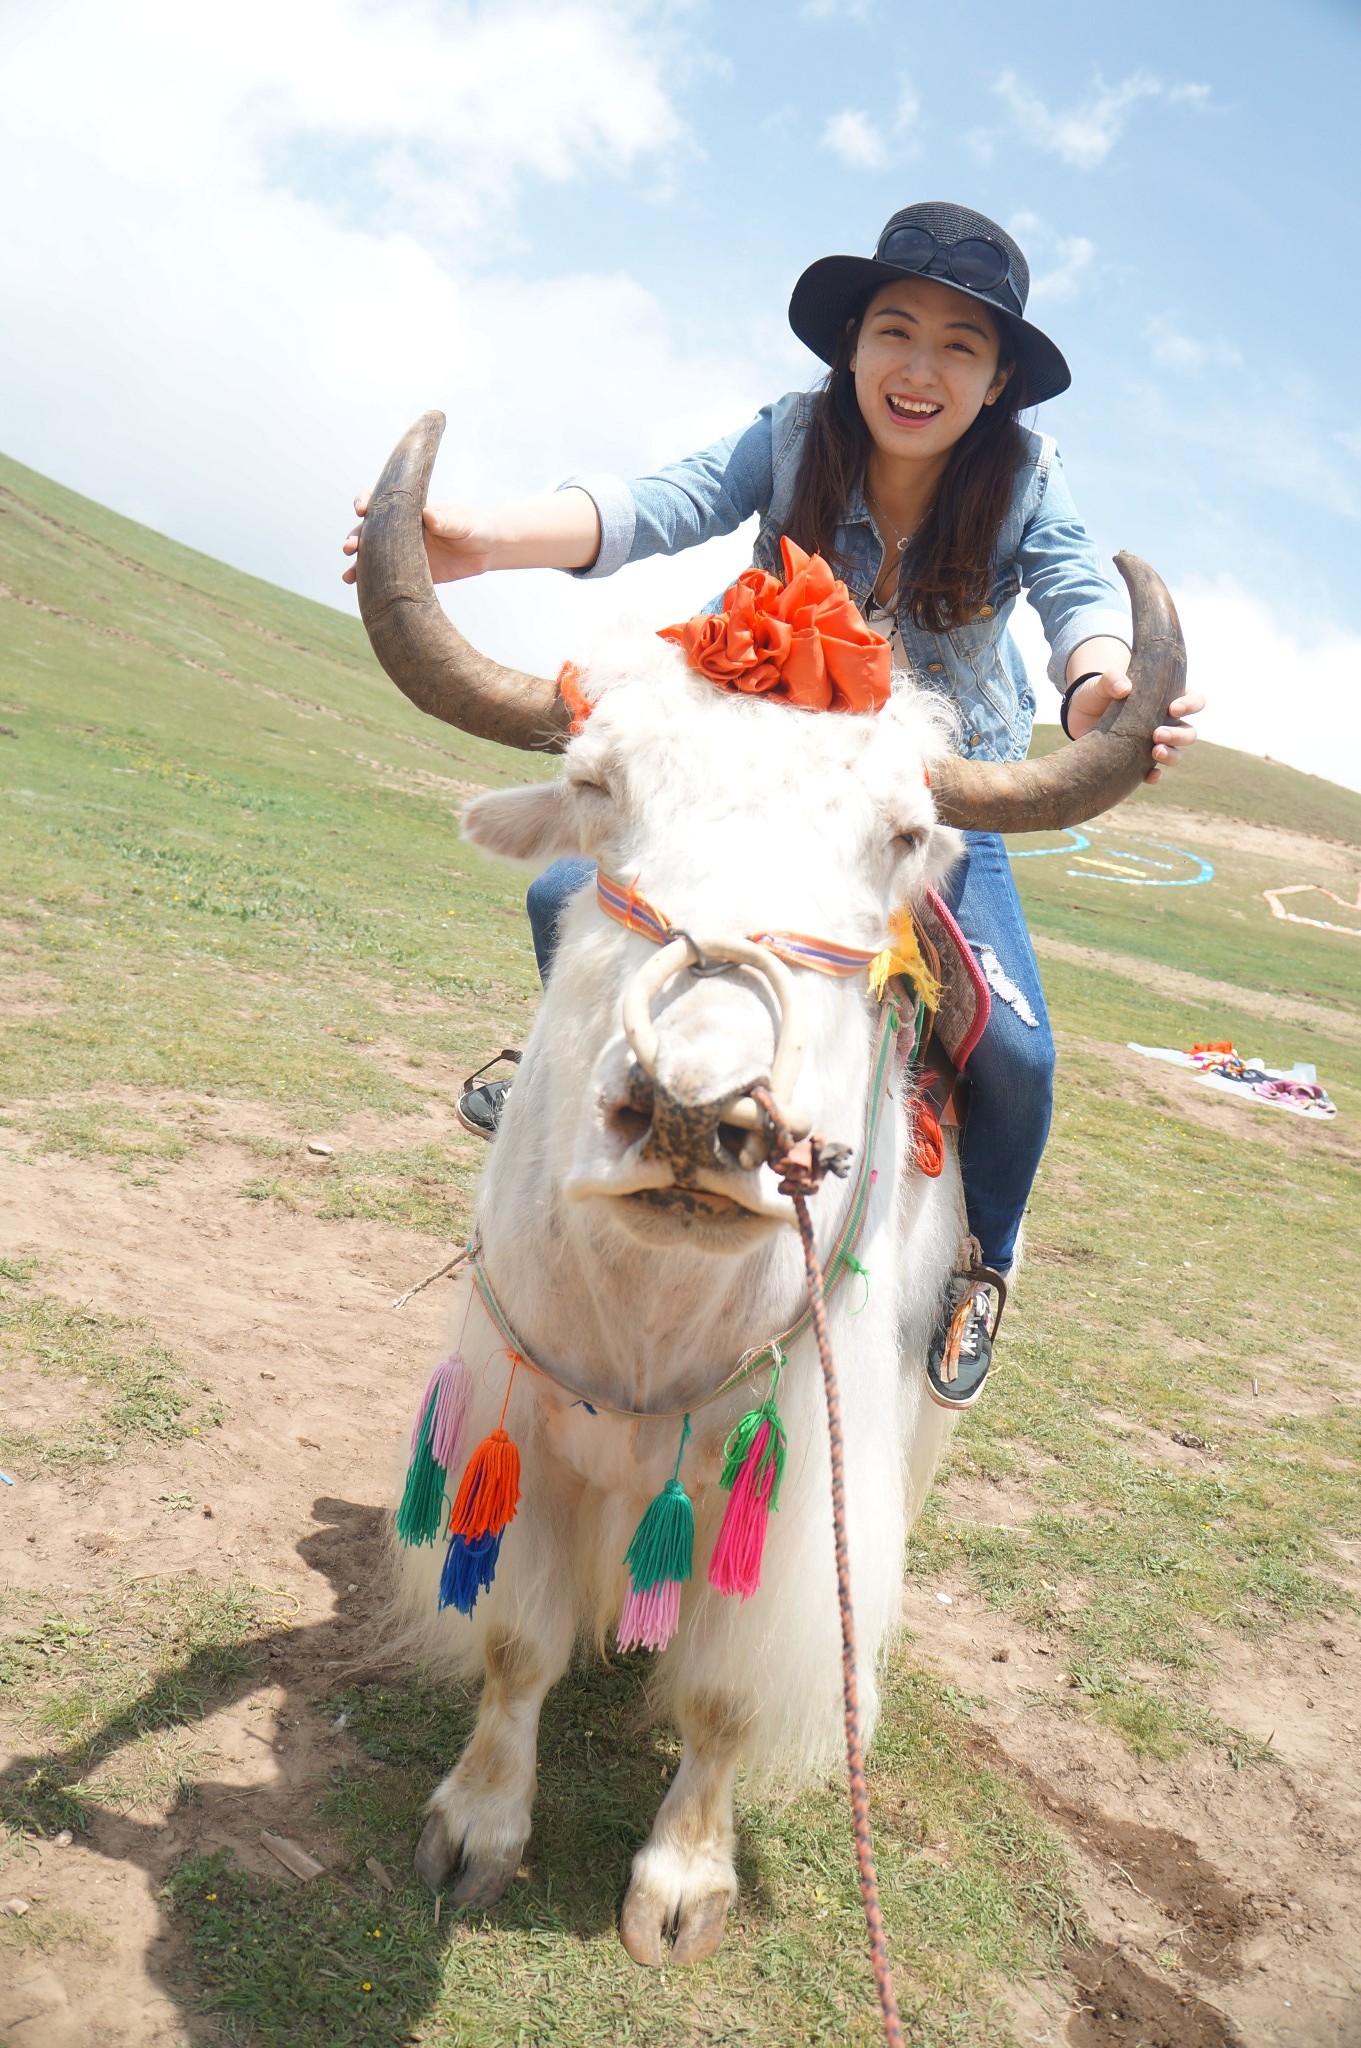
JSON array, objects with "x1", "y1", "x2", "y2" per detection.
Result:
[
  {"x1": 623, "y1": 1479, "x2": 694, "y2": 1595},
  {"x1": 396, "y1": 1397, "x2": 446, "y2": 1548}
]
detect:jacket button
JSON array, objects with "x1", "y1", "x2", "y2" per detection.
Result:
[
  {"x1": 978, "y1": 604, "x2": 994, "y2": 619},
  {"x1": 927, "y1": 661, "x2": 944, "y2": 673},
  {"x1": 968, "y1": 733, "x2": 981, "y2": 748}
]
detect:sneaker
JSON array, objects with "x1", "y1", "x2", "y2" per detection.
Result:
[
  {"x1": 926, "y1": 1268, "x2": 1007, "y2": 1412},
  {"x1": 455, "y1": 1050, "x2": 521, "y2": 1140}
]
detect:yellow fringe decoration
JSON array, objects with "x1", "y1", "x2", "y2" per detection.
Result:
[{"x1": 869, "y1": 906, "x2": 942, "y2": 1010}]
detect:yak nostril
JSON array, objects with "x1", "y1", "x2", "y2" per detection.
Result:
[
  {"x1": 715, "y1": 1120, "x2": 750, "y2": 1167},
  {"x1": 608, "y1": 1064, "x2": 655, "y2": 1150},
  {"x1": 609, "y1": 1102, "x2": 653, "y2": 1149}
]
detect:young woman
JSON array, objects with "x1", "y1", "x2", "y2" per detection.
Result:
[{"x1": 342, "y1": 200, "x2": 1202, "y2": 1409}]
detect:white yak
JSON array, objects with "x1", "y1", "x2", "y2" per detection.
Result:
[{"x1": 356, "y1": 414, "x2": 1183, "y2": 1967}]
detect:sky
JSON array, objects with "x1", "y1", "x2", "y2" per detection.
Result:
[{"x1": 2, "y1": 0, "x2": 1359, "y2": 789}]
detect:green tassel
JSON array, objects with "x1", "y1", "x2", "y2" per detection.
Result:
[
  {"x1": 718, "y1": 1395, "x2": 787, "y2": 1511},
  {"x1": 843, "y1": 1253, "x2": 870, "y2": 1316},
  {"x1": 396, "y1": 1397, "x2": 447, "y2": 1547},
  {"x1": 622, "y1": 1479, "x2": 695, "y2": 1595}
]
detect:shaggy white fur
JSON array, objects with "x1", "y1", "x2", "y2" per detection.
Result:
[{"x1": 390, "y1": 641, "x2": 967, "y2": 1958}]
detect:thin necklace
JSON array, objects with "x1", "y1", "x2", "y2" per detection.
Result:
[{"x1": 866, "y1": 487, "x2": 921, "y2": 556}]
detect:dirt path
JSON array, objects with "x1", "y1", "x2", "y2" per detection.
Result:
[
  {"x1": 2, "y1": 1113, "x2": 1360, "y2": 2046},
  {"x1": 0, "y1": 1111, "x2": 452, "y2": 2047}
]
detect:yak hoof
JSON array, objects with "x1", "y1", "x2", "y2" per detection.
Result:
[
  {"x1": 619, "y1": 1882, "x2": 731, "y2": 1968},
  {"x1": 414, "y1": 1815, "x2": 456, "y2": 1893},
  {"x1": 413, "y1": 1816, "x2": 520, "y2": 1909}
]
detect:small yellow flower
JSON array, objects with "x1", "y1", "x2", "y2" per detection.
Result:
[
  {"x1": 370, "y1": 1927, "x2": 382, "y2": 1937},
  {"x1": 205, "y1": 1892, "x2": 217, "y2": 1901},
  {"x1": 361, "y1": 1982, "x2": 372, "y2": 1993}
]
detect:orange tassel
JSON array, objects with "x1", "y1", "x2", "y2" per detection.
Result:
[
  {"x1": 911, "y1": 1095, "x2": 945, "y2": 1177},
  {"x1": 447, "y1": 1427, "x2": 521, "y2": 1541}
]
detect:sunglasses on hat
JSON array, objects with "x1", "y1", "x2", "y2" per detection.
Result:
[{"x1": 877, "y1": 224, "x2": 1022, "y2": 317}]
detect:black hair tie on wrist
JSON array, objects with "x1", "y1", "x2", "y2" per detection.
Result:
[{"x1": 1059, "y1": 671, "x2": 1104, "y2": 740}]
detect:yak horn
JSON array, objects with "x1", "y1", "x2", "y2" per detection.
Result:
[
  {"x1": 930, "y1": 553, "x2": 1186, "y2": 833},
  {"x1": 355, "y1": 411, "x2": 570, "y2": 753}
]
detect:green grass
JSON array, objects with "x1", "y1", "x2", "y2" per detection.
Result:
[
  {"x1": 0, "y1": 1272, "x2": 218, "y2": 1472},
  {"x1": 1027, "y1": 722, "x2": 1361, "y2": 846},
  {"x1": 0, "y1": 1578, "x2": 264, "y2": 1835},
  {"x1": 162, "y1": 1657, "x2": 1073, "y2": 2048},
  {"x1": 236, "y1": 1138, "x2": 479, "y2": 1238}
]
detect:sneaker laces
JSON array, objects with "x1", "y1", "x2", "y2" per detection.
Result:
[{"x1": 956, "y1": 1289, "x2": 992, "y2": 1362}]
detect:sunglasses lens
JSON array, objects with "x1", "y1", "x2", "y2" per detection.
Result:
[
  {"x1": 947, "y1": 238, "x2": 1008, "y2": 291},
  {"x1": 879, "y1": 224, "x2": 936, "y2": 272}
]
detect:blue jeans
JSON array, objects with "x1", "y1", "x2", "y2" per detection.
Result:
[
  {"x1": 937, "y1": 833, "x2": 1054, "y2": 1274},
  {"x1": 524, "y1": 836, "x2": 1052, "y2": 1272}
]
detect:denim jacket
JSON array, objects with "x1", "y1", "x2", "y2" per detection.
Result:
[{"x1": 561, "y1": 390, "x2": 1130, "y2": 764}]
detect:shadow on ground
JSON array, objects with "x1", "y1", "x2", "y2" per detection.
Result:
[{"x1": 1, "y1": 1496, "x2": 770, "y2": 2045}]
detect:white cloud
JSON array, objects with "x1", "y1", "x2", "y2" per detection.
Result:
[
  {"x1": 1029, "y1": 236, "x2": 1095, "y2": 303},
  {"x1": 993, "y1": 68, "x2": 1210, "y2": 170},
  {"x1": 1146, "y1": 319, "x2": 1243, "y2": 373},
  {"x1": 820, "y1": 109, "x2": 890, "y2": 171},
  {"x1": 894, "y1": 77, "x2": 922, "y2": 133},
  {"x1": 1017, "y1": 578, "x2": 1361, "y2": 793},
  {"x1": 1008, "y1": 212, "x2": 1096, "y2": 303},
  {"x1": 0, "y1": 0, "x2": 771, "y2": 673},
  {"x1": 799, "y1": 0, "x2": 876, "y2": 19}
]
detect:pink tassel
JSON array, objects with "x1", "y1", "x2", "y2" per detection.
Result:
[
  {"x1": 617, "y1": 1578, "x2": 682, "y2": 1654},
  {"x1": 708, "y1": 1419, "x2": 782, "y2": 1601},
  {"x1": 407, "y1": 1352, "x2": 472, "y2": 1472},
  {"x1": 430, "y1": 1352, "x2": 473, "y2": 1469}
]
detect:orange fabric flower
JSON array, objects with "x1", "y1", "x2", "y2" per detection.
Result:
[
  {"x1": 659, "y1": 537, "x2": 891, "y2": 714},
  {"x1": 556, "y1": 660, "x2": 593, "y2": 734}
]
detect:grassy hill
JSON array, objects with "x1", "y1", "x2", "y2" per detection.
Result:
[
  {"x1": 1026, "y1": 721, "x2": 1361, "y2": 849},
  {"x1": 2, "y1": 449, "x2": 1359, "y2": 2048}
]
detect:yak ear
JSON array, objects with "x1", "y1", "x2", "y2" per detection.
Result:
[{"x1": 462, "y1": 781, "x2": 582, "y2": 864}]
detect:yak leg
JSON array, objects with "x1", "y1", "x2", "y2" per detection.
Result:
[
  {"x1": 620, "y1": 1684, "x2": 750, "y2": 1967},
  {"x1": 415, "y1": 1614, "x2": 573, "y2": 1908}
]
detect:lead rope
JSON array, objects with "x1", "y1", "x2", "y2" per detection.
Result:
[{"x1": 751, "y1": 1081, "x2": 904, "y2": 2048}]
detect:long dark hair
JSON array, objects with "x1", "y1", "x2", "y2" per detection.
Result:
[{"x1": 784, "y1": 292, "x2": 1028, "y2": 633}]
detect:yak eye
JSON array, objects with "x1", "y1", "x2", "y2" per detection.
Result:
[{"x1": 892, "y1": 827, "x2": 924, "y2": 856}]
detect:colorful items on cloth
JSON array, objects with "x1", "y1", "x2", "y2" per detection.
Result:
[
  {"x1": 1127, "y1": 1043, "x2": 1337, "y2": 1121},
  {"x1": 618, "y1": 1416, "x2": 695, "y2": 1655},
  {"x1": 869, "y1": 905, "x2": 942, "y2": 1011},
  {"x1": 708, "y1": 1370, "x2": 789, "y2": 1602},
  {"x1": 395, "y1": 1351, "x2": 473, "y2": 1547},
  {"x1": 596, "y1": 869, "x2": 879, "y2": 979},
  {"x1": 917, "y1": 889, "x2": 990, "y2": 1076},
  {"x1": 396, "y1": 1344, "x2": 525, "y2": 1618},
  {"x1": 659, "y1": 537, "x2": 891, "y2": 715}
]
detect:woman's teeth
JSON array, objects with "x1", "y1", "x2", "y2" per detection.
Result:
[{"x1": 887, "y1": 396, "x2": 942, "y2": 419}]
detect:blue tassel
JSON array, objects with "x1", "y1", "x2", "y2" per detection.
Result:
[{"x1": 438, "y1": 1529, "x2": 503, "y2": 1614}]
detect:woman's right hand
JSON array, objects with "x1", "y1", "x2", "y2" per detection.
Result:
[{"x1": 341, "y1": 495, "x2": 499, "y2": 586}]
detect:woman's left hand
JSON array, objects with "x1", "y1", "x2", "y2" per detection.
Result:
[{"x1": 1065, "y1": 670, "x2": 1206, "y2": 785}]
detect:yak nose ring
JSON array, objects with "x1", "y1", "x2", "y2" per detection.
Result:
[{"x1": 619, "y1": 934, "x2": 809, "y2": 1137}]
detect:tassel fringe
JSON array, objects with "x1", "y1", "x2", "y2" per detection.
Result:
[
  {"x1": 709, "y1": 1393, "x2": 788, "y2": 1602},
  {"x1": 616, "y1": 1416, "x2": 693, "y2": 1655},
  {"x1": 396, "y1": 1352, "x2": 473, "y2": 1549},
  {"x1": 439, "y1": 1528, "x2": 503, "y2": 1614},
  {"x1": 618, "y1": 1578, "x2": 682, "y2": 1653}
]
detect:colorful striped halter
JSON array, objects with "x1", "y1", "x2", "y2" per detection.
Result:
[{"x1": 595, "y1": 869, "x2": 880, "y2": 979}]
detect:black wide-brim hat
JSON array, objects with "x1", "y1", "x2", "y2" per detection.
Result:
[{"x1": 789, "y1": 200, "x2": 1071, "y2": 407}]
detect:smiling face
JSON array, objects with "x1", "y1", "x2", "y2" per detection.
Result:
[{"x1": 850, "y1": 276, "x2": 1011, "y2": 473}]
